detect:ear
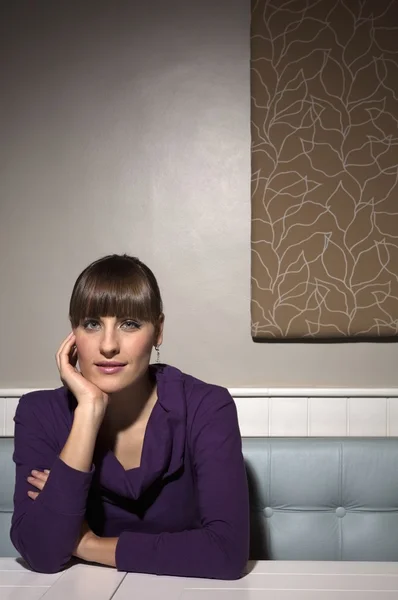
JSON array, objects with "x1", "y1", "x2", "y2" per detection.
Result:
[{"x1": 155, "y1": 313, "x2": 165, "y2": 347}]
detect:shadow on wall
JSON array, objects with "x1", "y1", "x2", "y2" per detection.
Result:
[{"x1": 245, "y1": 461, "x2": 269, "y2": 560}]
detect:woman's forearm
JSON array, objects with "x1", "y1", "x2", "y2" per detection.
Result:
[
  {"x1": 59, "y1": 405, "x2": 103, "y2": 472},
  {"x1": 11, "y1": 403, "x2": 103, "y2": 572},
  {"x1": 78, "y1": 535, "x2": 118, "y2": 567}
]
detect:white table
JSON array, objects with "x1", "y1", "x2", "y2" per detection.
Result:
[
  {"x1": 0, "y1": 558, "x2": 125, "y2": 600},
  {"x1": 2, "y1": 558, "x2": 398, "y2": 599}
]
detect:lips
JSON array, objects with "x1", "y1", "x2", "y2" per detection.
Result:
[
  {"x1": 95, "y1": 362, "x2": 127, "y2": 375},
  {"x1": 95, "y1": 362, "x2": 127, "y2": 367}
]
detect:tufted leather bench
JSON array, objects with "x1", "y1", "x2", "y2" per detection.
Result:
[
  {"x1": 1, "y1": 438, "x2": 17, "y2": 556},
  {"x1": 243, "y1": 437, "x2": 398, "y2": 561},
  {"x1": 2, "y1": 437, "x2": 398, "y2": 560}
]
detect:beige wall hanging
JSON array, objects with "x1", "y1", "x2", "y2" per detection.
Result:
[{"x1": 251, "y1": 0, "x2": 398, "y2": 340}]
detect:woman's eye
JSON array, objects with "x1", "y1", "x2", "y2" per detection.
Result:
[
  {"x1": 121, "y1": 320, "x2": 141, "y2": 330},
  {"x1": 83, "y1": 319, "x2": 100, "y2": 330}
]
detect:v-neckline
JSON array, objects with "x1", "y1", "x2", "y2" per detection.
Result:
[
  {"x1": 110, "y1": 398, "x2": 159, "y2": 474},
  {"x1": 92, "y1": 364, "x2": 188, "y2": 500}
]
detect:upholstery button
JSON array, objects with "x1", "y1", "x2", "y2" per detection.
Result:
[
  {"x1": 336, "y1": 507, "x2": 346, "y2": 518},
  {"x1": 264, "y1": 507, "x2": 274, "y2": 517}
]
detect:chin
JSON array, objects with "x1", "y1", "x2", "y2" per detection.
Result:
[
  {"x1": 82, "y1": 370, "x2": 129, "y2": 394},
  {"x1": 96, "y1": 379, "x2": 131, "y2": 395}
]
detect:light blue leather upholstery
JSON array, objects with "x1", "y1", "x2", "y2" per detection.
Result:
[
  {"x1": 243, "y1": 437, "x2": 398, "y2": 561},
  {"x1": 2, "y1": 436, "x2": 398, "y2": 560},
  {"x1": 1, "y1": 438, "x2": 18, "y2": 557}
]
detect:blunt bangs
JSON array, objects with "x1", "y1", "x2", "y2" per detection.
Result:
[{"x1": 69, "y1": 255, "x2": 163, "y2": 328}]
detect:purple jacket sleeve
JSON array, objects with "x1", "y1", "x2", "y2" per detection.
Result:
[
  {"x1": 115, "y1": 386, "x2": 250, "y2": 579},
  {"x1": 10, "y1": 393, "x2": 94, "y2": 573}
]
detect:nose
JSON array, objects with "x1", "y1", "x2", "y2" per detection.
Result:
[{"x1": 99, "y1": 326, "x2": 120, "y2": 358}]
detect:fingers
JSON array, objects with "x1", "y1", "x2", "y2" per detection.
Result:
[
  {"x1": 27, "y1": 469, "x2": 50, "y2": 493},
  {"x1": 56, "y1": 332, "x2": 76, "y2": 373},
  {"x1": 28, "y1": 491, "x2": 39, "y2": 500},
  {"x1": 69, "y1": 344, "x2": 78, "y2": 368},
  {"x1": 56, "y1": 331, "x2": 75, "y2": 358},
  {"x1": 55, "y1": 333, "x2": 108, "y2": 409}
]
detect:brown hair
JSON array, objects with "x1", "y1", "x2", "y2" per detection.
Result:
[{"x1": 69, "y1": 254, "x2": 163, "y2": 328}]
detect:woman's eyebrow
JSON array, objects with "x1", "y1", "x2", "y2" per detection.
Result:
[{"x1": 116, "y1": 316, "x2": 142, "y2": 322}]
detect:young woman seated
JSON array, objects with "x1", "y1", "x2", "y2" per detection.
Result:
[{"x1": 11, "y1": 254, "x2": 249, "y2": 579}]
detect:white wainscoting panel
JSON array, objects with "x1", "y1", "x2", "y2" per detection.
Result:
[
  {"x1": 234, "y1": 397, "x2": 270, "y2": 437},
  {"x1": 388, "y1": 398, "x2": 398, "y2": 436},
  {"x1": 308, "y1": 397, "x2": 347, "y2": 436},
  {"x1": 348, "y1": 397, "x2": 388, "y2": 436},
  {"x1": 233, "y1": 394, "x2": 398, "y2": 437},
  {"x1": 269, "y1": 397, "x2": 309, "y2": 437},
  {"x1": 1, "y1": 389, "x2": 398, "y2": 437},
  {"x1": 4, "y1": 398, "x2": 19, "y2": 437}
]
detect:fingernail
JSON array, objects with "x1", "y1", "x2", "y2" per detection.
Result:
[{"x1": 44, "y1": 469, "x2": 50, "y2": 474}]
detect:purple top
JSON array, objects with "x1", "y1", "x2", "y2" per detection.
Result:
[{"x1": 11, "y1": 364, "x2": 250, "y2": 578}]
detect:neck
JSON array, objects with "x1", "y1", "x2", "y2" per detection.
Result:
[{"x1": 103, "y1": 369, "x2": 157, "y2": 432}]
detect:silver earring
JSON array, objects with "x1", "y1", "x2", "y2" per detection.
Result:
[{"x1": 155, "y1": 345, "x2": 160, "y2": 363}]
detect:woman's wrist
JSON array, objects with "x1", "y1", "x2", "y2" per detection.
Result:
[
  {"x1": 59, "y1": 404, "x2": 103, "y2": 472},
  {"x1": 77, "y1": 530, "x2": 100, "y2": 561},
  {"x1": 74, "y1": 403, "x2": 105, "y2": 429},
  {"x1": 78, "y1": 533, "x2": 118, "y2": 567}
]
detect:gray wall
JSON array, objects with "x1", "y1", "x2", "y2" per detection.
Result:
[{"x1": 1, "y1": 0, "x2": 397, "y2": 388}]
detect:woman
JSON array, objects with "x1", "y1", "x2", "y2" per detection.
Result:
[{"x1": 10, "y1": 254, "x2": 250, "y2": 578}]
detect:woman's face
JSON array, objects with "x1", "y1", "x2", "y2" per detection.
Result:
[{"x1": 73, "y1": 315, "x2": 163, "y2": 394}]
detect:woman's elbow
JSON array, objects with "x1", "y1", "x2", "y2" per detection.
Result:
[
  {"x1": 27, "y1": 559, "x2": 64, "y2": 574},
  {"x1": 207, "y1": 532, "x2": 249, "y2": 580},
  {"x1": 11, "y1": 535, "x2": 69, "y2": 574},
  {"x1": 215, "y1": 551, "x2": 248, "y2": 580},
  {"x1": 10, "y1": 520, "x2": 75, "y2": 574},
  {"x1": 16, "y1": 549, "x2": 67, "y2": 574}
]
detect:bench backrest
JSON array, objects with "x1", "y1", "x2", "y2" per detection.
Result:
[
  {"x1": 2, "y1": 437, "x2": 398, "y2": 560},
  {"x1": 243, "y1": 437, "x2": 398, "y2": 561},
  {"x1": 0, "y1": 438, "x2": 17, "y2": 557}
]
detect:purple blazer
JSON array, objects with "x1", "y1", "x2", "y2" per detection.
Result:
[{"x1": 11, "y1": 364, "x2": 250, "y2": 578}]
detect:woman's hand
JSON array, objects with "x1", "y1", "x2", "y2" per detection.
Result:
[
  {"x1": 27, "y1": 470, "x2": 98, "y2": 561},
  {"x1": 27, "y1": 469, "x2": 50, "y2": 500},
  {"x1": 56, "y1": 332, "x2": 109, "y2": 417}
]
